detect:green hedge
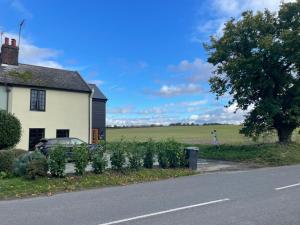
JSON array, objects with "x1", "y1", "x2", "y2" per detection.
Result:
[
  {"x1": 107, "y1": 139, "x2": 187, "y2": 170},
  {"x1": 197, "y1": 143, "x2": 300, "y2": 166}
]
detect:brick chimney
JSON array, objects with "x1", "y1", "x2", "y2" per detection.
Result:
[{"x1": 0, "y1": 37, "x2": 19, "y2": 66}]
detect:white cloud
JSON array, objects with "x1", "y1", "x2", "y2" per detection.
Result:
[
  {"x1": 106, "y1": 115, "x2": 180, "y2": 127},
  {"x1": 10, "y1": 0, "x2": 33, "y2": 18},
  {"x1": 1, "y1": 32, "x2": 63, "y2": 69},
  {"x1": 88, "y1": 79, "x2": 104, "y2": 86},
  {"x1": 106, "y1": 102, "x2": 253, "y2": 126},
  {"x1": 180, "y1": 100, "x2": 207, "y2": 107},
  {"x1": 108, "y1": 99, "x2": 208, "y2": 117},
  {"x1": 108, "y1": 106, "x2": 134, "y2": 114},
  {"x1": 192, "y1": 0, "x2": 296, "y2": 42},
  {"x1": 156, "y1": 83, "x2": 202, "y2": 97},
  {"x1": 189, "y1": 103, "x2": 254, "y2": 125},
  {"x1": 168, "y1": 58, "x2": 213, "y2": 82},
  {"x1": 212, "y1": 0, "x2": 296, "y2": 16}
]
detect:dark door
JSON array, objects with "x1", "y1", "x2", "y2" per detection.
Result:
[{"x1": 29, "y1": 128, "x2": 45, "y2": 150}]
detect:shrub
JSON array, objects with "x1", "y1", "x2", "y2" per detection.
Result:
[
  {"x1": 0, "y1": 171, "x2": 8, "y2": 179},
  {"x1": 97, "y1": 140, "x2": 106, "y2": 151},
  {"x1": 156, "y1": 139, "x2": 185, "y2": 168},
  {"x1": 13, "y1": 151, "x2": 47, "y2": 178},
  {"x1": 143, "y1": 139, "x2": 156, "y2": 169},
  {"x1": 12, "y1": 149, "x2": 27, "y2": 158},
  {"x1": 25, "y1": 158, "x2": 48, "y2": 180},
  {"x1": 73, "y1": 144, "x2": 89, "y2": 175},
  {"x1": 0, "y1": 110, "x2": 21, "y2": 150},
  {"x1": 164, "y1": 139, "x2": 185, "y2": 168},
  {"x1": 0, "y1": 150, "x2": 14, "y2": 173},
  {"x1": 91, "y1": 142, "x2": 107, "y2": 174},
  {"x1": 127, "y1": 141, "x2": 143, "y2": 170},
  {"x1": 48, "y1": 145, "x2": 66, "y2": 177},
  {"x1": 108, "y1": 139, "x2": 126, "y2": 171},
  {"x1": 157, "y1": 141, "x2": 168, "y2": 168}
]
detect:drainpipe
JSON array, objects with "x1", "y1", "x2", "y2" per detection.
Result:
[
  {"x1": 89, "y1": 88, "x2": 94, "y2": 144},
  {"x1": 6, "y1": 86, "x2": 11, "y2": 112}
]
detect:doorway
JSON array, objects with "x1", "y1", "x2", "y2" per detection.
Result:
[{"x1": 29, "y1": 128, "x2": 45, "y2": 150}]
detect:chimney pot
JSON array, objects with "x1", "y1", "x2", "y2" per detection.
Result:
[
  {"x1": 11, "y1": 39, "x2": 17, "y2": 47},
  {"x1": 4, "y1": 37, "x2": 9, "y2": 46},
  {"x1": 1, "y1": 37, "x2": 19, "y2": 65}
]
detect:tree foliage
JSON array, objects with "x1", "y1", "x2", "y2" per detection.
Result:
[
  {"x1": 205, "y1": 1, "x2": 300, "y2": 143},
  {"x1": 0, "y1": 110, "x2": 21, "y2": 149}
]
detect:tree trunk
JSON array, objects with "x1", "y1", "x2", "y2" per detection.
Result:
[{"x1": 276, "y1": 126, "x2": 294, "y2": 143}]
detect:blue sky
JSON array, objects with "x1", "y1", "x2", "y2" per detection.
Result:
[{"x1": 0, "y1": 0, "x2": 290, "y2": 126}]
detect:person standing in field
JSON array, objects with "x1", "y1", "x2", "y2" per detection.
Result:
[{"x1": 211, "y1": 130, "x2": 220, "y2": 149}]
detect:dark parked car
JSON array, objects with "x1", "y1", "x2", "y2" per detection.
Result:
[{"x1": 35, "y1": 137, "x2": 96, "y2": 159}]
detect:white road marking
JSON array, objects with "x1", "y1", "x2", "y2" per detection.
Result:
[
  {"x1": 98, "y1": 198, "x2": 230, "y2": 225},
  {"x1": 275, "y1": 182, "x2": 300, "y2": 191}
]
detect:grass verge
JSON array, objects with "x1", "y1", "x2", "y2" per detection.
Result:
[
  {"x1": 197, "y1": 143, "x2": 300, "y2": 166},
  {"x1": 0, "y1": 168, "x2": 195, "y2": 200}
]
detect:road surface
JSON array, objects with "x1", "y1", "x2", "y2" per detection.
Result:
[{"x1": 1, "y1": 165, "x2": 300, "y2": 225}]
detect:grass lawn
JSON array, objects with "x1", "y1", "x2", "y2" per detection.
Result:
[
  {"x1": 0, "y1": 169, "x2": 195, "y2": 200},
  {"x1": 107, "y1": 125, "x2": 300, "y2": 144},
  {"x1": 198, "y1": 143, "x2": 300, "y2": 166}
]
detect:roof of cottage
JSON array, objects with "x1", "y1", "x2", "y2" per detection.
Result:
[
  {"x1": 88, "y1": 83, "x2": 107, "y2": 100},
  {"x1": 0, "y1": 63, "x2": 91, "y2": 93}
]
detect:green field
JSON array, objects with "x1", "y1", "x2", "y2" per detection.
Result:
[{"x1": 107, "y1": 125, "x2": 300, "y2": 144}]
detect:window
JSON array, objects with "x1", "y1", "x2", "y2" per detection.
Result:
[
  {"x1": 56, "y1": 129, "x2": 69, "y2": 138},
  {"x1": 30, "y1": 89, "x2": 46, "y2": 111},
  {"x1": 29, "y1": 128, "x2": 45, "y2": 150}
]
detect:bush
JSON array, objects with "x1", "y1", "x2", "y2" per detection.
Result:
[
  {"x1": 165, "y1": 139, "x2": 185, "y2": 168},
  {"x1": 108, "y1": 140, "x2": 126, "y2": 171},
  {"x1": 91, "y1": 142, "x2": 107, "y2": 174},
  {"x1": 0, "y1": 171, "x2": 8, "y2": 179},
  {"x1": 157, "y1": 141, "x2": 168, "y2": 169},
  {"x1": 0, "y1": 150, "x2": 14, "y2": 173},
  {"x1": 127, "y1": 141, "x2": 143, "y2": 170},
  {"x1": 25, "y1": 158, "x2": 48, "y2": 180},
  {"x1": 143, "y1": 139, "x2": 156, "y2": 169},
  {"x1": 13, "y1": 151, "x2": 47, "y2": 178},
  {"x1": 48, "y1": 145, "x2": 66, "y2": 177},
  {"x1": 0, "y1": 111, "x2": 21, "y2": 150},
  {"x1": 156, "y1": 139, "x2": 185, "y2": 168},
  {"x1": 73, "y1": 144, "x2": 89, "y2": 175},
  {"x1": 12, "y1": 149, "x2": 27, "y2": 158}
]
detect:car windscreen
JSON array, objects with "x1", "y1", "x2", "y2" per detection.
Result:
[
  {"x1": 46, "y1": 139, "x2": 71, "y2": 145},
  {"x1": 71, "y1": 138, "x2": 85, "y2": 145}
]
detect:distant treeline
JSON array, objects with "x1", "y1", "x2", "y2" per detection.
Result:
[{"x1": 107, "y1": 123, "x2": 234, "y2": 129}]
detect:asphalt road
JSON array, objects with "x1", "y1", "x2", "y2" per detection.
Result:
[{"x1": 1, "y1": 165, "x2": 300, "y2": 225}]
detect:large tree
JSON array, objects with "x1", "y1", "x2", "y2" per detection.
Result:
[{"x1": 205, "y1": 1, "x2": 300, "y2": 143}]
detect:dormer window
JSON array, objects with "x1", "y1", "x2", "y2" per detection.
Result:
[{"x1": 30, "y1": 89, "x2": 46, "y2": 111}]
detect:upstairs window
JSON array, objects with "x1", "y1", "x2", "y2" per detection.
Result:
[{"x1": 30, "y1": 89, "x2": 46, "y2": 111}]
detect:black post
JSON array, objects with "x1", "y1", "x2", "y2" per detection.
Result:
[{"x1": 185, "y1": 147, "x2": 199, "y2": 170}]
